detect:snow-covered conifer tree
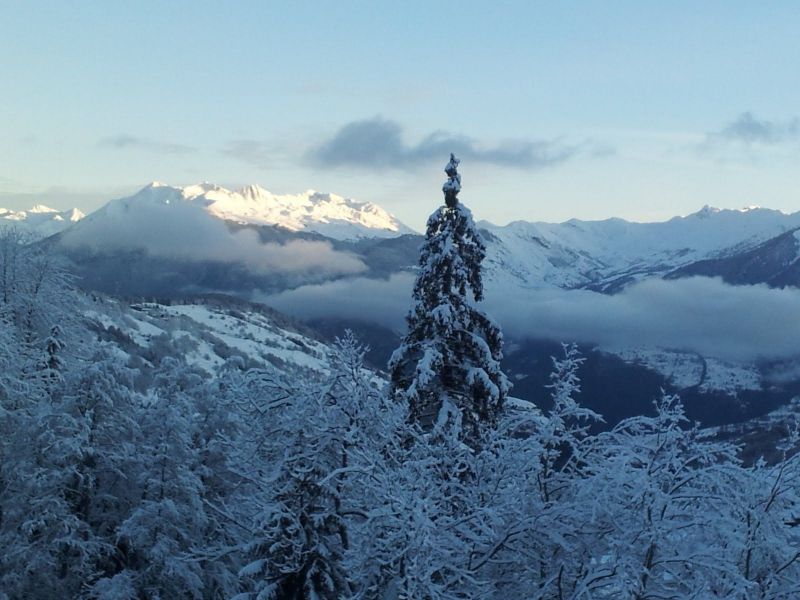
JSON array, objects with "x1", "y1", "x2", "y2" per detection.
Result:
[
  {"x1": 389, "y1": 154, "x2": 509, "y2": 445},
  {"x1": 109, "y1": 358, "x2": 212, "y2": 598},
  {"x1": 232, "y1": 367, "x2": 354, "y2": 599}
]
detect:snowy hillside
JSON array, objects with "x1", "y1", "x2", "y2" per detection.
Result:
[
  {"x1": 667, "y1": 225, "x2": 800, "y2": 287},
  {"x1": 85, "y1": 296, "x2": 346, "y2": 380},
  {"x1": 608, "y1": 347, "x2": 762, "y2": 395},
  {"x1": 481, "y1": 206, "x2": 800, "y2": 291},
  {"x1": 0, "y1": 204, "x2": 84, "y2": 238}
]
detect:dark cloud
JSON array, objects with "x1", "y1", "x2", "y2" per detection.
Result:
[
  {"x1": 706, "y1": 112, "x2": 800, "y2": 146},
  {"x1": 221, "y1": 139, "x2": 273, "y2": 169},
  {"x1": 263, "y1": 274, "x2": 800, "y2": 363},
  {"x1": 308, "y1": 117, "x2": 595, "y2": 170},
  {"x1": 98, "y1": 134, "x2": 195, "y2": 154}
]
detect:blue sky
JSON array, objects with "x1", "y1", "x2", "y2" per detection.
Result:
[{"x1": 2, "y1": 1, "x2": 800, "y2": 229}]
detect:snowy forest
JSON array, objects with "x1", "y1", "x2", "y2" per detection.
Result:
[{"x1": 2, "y1": 156, "x2": 800, "y2": 600}]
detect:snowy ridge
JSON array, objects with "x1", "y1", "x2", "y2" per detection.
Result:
[
  {"x1": 480, "y1": 206, "x2": 800, "y2": 290},
  {"x1": 0, "y1": 205, "x2": 85, "y2": 238},
  {"x1": 107, "y1": 182, "x2": 414, "y2": 241}
]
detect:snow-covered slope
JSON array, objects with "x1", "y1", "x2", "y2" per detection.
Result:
[
  {"x1": 0, "y1": 205, "x2": 85, "y2": 238},
  {"x1": 196, "y1": 183, "x2": 414, "y2": 240},
  {"x1": 85, "y1": 182, "x2": 414, "y2": 241},
  {"x1": 481, "y1": 206, "x2": 800, "y2": 291},
  {"x1": 608, "y1": 347, "x2": 762, "y2": 395},
  {"x1": 85, "y1": 296, "x2": 347, "y2": 380},
  {"x1": 666, "y1": 225, "x2": 800, "y2": 287}
]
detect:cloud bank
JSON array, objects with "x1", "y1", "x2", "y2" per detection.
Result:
[
  {"x1": 263, "y1": 272, "x2": 415, "y2": 327},
  {"x1": 308, "y1": 117, "x2": 588, "y2": 170},
  {"x1": 60, "y1": 199, "x2": 366, "y2": 276},
  {"x1": 484, "y1": 277, "x2": 800, "y2": 363},
  {"x1": 263, "y1": 274, "x2": 800, "y2": 363}
]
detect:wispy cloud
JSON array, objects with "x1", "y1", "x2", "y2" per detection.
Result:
[
  {"x1": 98, "y1": 134, "x2": 195, "y2": 155},
  {"x1": 307, "y1": 117, "x2": 604, "y2": 170},
  {"x1": 704, "y1": 112, "x2": 800, "y2": 147},
  {"x1": 221, "y1": 139, "x2": 273, "y2": 169}
]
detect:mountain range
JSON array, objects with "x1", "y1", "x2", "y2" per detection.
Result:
[
  {"x1": 0, "y1": 204, "x2": 85, "y2": 237},
  {"x1": 8, "y1": 182, "x2": 800, "y2": 428},
  {"x1": 24, "y1": 182, "x2": 800, "y2": 292}
]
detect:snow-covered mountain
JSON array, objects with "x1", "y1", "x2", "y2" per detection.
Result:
[
  {"x1": 53, "y1": 182, "x2": 800, "y2": 295},
  {"x1": 0, "y1": 204, "x2": 84, "y2": 238},
  {"x1": 481, "y1": 205, "x2": 800, "y2": 292},
  {"x1": 201, "y1": 183, "x2": 415, "y2": 240},
  {"x1": 81, "y1": 182, "x2": 414, "y2": 242}
]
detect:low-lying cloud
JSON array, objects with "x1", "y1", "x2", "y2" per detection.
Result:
[
  {"x1": 263, "y1": 272, "x2": 415, "y2": 327},
  {"x1": 60, "y1": 199, "x2": 366, "y2": 276},
  {"x1": 485, "y1": 277, "x2": 800, "y2": 363},
  {"x1": 263, "y1": 274, "x2": 800, "y2": 363},
  {"x1": 308, "y1": 117, "x2": 589, "y2": 170}
]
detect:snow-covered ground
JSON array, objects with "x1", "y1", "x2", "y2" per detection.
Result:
[
  {"x1": 86, "y1": 299, "x2": 337, "y2": 379},
  {"x1": 608, "y1": 346, "x2": 762, "y2": 394}
]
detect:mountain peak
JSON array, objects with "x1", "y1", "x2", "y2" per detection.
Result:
[
  {"x1": 237, "y1": 184, "x2": 270, "y2": 200},
  {"x1": 65, "y1": 208, "x2": 86, "y2": 221},
  {"x1": 692, "y1": 205, "x2": 721, "y2": 219},
  {"x1": 97, "y1": 182, "x2": 415, "y2": 241},
  {"x1": 29, "y1": 204, "x2": 59, "y2": 214}
]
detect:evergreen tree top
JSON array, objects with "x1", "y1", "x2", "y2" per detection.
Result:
[{"x1": 442, "y1": 153, "x2": 462, "y2": 208}]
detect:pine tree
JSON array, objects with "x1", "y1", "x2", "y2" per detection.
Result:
[{"x1": 389, "y1": 154, "x2": 509, "y2": 445}]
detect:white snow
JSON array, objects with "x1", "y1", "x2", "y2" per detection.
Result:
[
  {"x1": 700, "y1": 358, "x2": 762, "y2": 394},
  {"x1": 610, "y1": 347, "x2": 705, "y2": 389},
  {"x1": 0, "y1": 205, "x2": 85, "y2": 238},
  {"x1": 606, "y1": 346, "x2": 762, "y2": 394},
  {"x1": 110, "y1": 301, "x2": 334, "y2": 377},
  {"x1": 161, "y1": 304, "x2": 331, "y2": 373},
  {"x1": 97, "y1": 182, "x2": 415, "y2": 241},
  {"x1": 84, "y1": 299, "x2": 338, "y2": 379}
]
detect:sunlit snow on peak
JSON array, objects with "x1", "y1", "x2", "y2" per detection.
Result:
[
  {"x1": 121, "y1": 182, "x2": 415, "y2": 241},
  {"x1": 0, "y1": 204, "x2": 86, "y2": 237}
]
